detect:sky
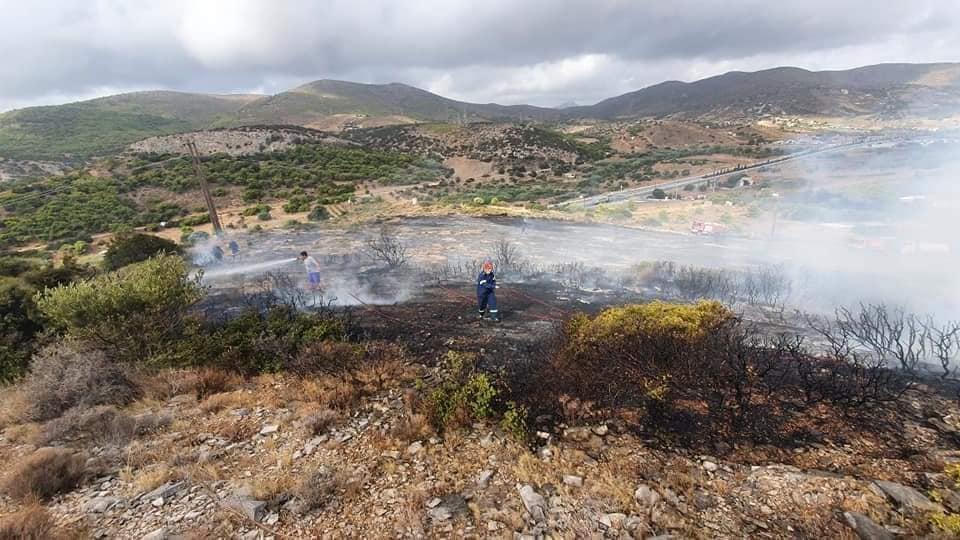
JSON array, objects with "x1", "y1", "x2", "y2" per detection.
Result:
[{"x1": 2, "y1": 0, "x2": 959, "y2": 112}]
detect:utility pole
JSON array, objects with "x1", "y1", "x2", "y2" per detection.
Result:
[{"x1": 185, "y1": 139, "x2": 223, "y2": 235}]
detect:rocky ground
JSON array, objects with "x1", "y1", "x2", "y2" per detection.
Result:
[{"x1": 4, "y1": 367, "x2": 960, "y2": 539}]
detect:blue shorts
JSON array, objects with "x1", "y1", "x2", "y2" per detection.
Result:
[{"x1": 308, "y1": 272, "x2": 321, "y2": 285}]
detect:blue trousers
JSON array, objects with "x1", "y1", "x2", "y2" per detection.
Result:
[{"x1": 478, "y1": 289, "x2": 497, "y2": 314}]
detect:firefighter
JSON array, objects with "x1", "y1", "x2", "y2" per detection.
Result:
[
  {"x1": 477, "y1": 260, "x2": 499, "y2": 321},
  {"x1": 228, "y1": 239, "x2": 240, "y2": 259}
]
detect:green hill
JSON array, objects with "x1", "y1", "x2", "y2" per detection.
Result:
[
  {"x1": 230, "y1": 80, "x2": 558, "y2": 126},
  {"x1": 0, "y1": 91, "x2": 260, "y2": 160}
]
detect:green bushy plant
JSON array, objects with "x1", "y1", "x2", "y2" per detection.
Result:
[
  {"x1": 36, "y1": 254, "x2": 204, "y2": 363},
  {"x1": 102, "y1": 232, "x2": 181, "y2": 271}
]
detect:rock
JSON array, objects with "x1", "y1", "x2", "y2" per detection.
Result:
[
  {"x1": 600, "y1": 512, "x2": 627, "y2": 529},
  {"x1": 381, "y1": 450, "x2": 401, "y2": 460},
  {"x1": 487, "y1": 520, "x2": 500, "y2": 531},
  {"x1": 477, "y1": 469, "x2": 495, "y2": 488},
  {"x1": 83, "y1": 496, "x2": 120, "y2": 513},
  {"x1": 634, "y1": 484, "x2": 661, "y2": 507},
  {"x1": 264, "y1": 512, "x2": 279, "y2": 526},
  {"x1": 518, "y1": 484, "x2": 548, "y2": 522},
  {"x1": 406, "y1": 441, "x2": 424, "y2": 455},
  {"x1": 426, "y1": 494, "x2": 468, "y2": 522},
  {"x1": 426, "y1": 497, "x2": 442, "y2": 508},
  {"x1": 843, "y1": 511, "x2": 893, "y2": 540},
  {"x1": 934, "y1": 488, "x2": 960, "y2": 513},
  {"x1": 702, "y1": 461, "x2": 719, "y2": 472},
  {"x1": 562, "y1": 427, "x2": 591, "y2": 442},
  {"x1": 760, "y1": 504, "x2": 774, "y2": 515},
  {"x1": 693, "y1": 491, "x2": 715, "y2": 510},
  {"x1": 151, "y1": 497, "x2": 164, "y2": 507},
  {"x1": 537, "y1": 446, "x2": 553, "y2": 460},
  {"x1": 563, "y1": 475, "x2": 583, "y2": 487},
  {"x1": 593, "y1": 424, "x2": 609, "y2": 436},
  {"x1": 480, "y1": 432, "x2": 496, "y2": 448},
  {"x1": 624, "y1": 516, "x2": 645, "y2": 531},
  {"x1": 141, "y1": 481, "x2": 184, "y2": 503},
  {"x1": 259, "y1": 424, "x2": 279, "y2": 435},
  {"x1": 226, "y1": 498, "x2": 267, "y2": 522},
  {"x1": 141, "y1": 528, "x2": 168, "y2": 540},
  {"x1": 874, "y1": 480, "x2": 943, "y2": 514},
  {"x1": 240, "y1": 531, "x2": 259, "y2": 540}
]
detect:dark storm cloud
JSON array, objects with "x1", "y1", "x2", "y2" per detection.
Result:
[{"x1": 1, "y1": 0, "x2": 958, "y2": 110}]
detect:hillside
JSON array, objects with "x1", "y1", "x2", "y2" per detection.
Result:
[
  {"x1": 573, "y1": 63, "x2": 960, "y2": 120},
  {"x1": 0, "y1": 92, "x2": 261, "y2": 160},
  {"x1": 230, "y1": 80, "x2": 560, "y2": 127},
  {"x1": 3, "y1": 63, "x2": 960, "y2": 161}
]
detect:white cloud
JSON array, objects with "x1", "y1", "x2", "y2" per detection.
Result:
[{"x1": 0, "y1": 0, "x2": 958, "y2": 111}]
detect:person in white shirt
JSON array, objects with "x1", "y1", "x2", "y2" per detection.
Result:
[{"x1": 298, "y1": 251, "x2": 321, "y2": 290}]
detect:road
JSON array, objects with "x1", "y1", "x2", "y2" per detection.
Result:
[{"x1": 554, "y1": 138, "x2": 888, "y2": 209}]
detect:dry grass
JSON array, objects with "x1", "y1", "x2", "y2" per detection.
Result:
[
  {"x1": 512, "y1": 451, "x2": 554, "y2": 486},
  {"x1": 124, "y1": 439, "x2": 175, "y2": 470},
  {"x1": 294, "y1": 466, "x2": 349, "y2": 511},
  {"x1": 1, "y1": 448, "x2": 91, "y2": 501},
  {"x1": 0, "y1": 502, "x2": 71, "y2": 540},
  {"x1": 303, "y1": 408, "x2": 340, "y2": 436},
  {"x1": 136, "y1": 367, "x2": 242, "y2": 402},
  {"x1": 216, "y1": 419, "x2": 258, "y2": 443},
  {"x1": 588, "y1": 466, "x2": 639, "y2": 512},
  {"x1": 125, "y1": 464, "x2": 179, "y2": 495},
  {"x1": 253, "y1": 473, "x2": 296, "y2": 502},
  {"x1": 200, "y1": 390, "x2": 257, "y2": 414},
  {"x1": 391, "y1": 413, "x2": 433, "y2": 442},
  {"x1": 15, "y1": 343, "x2": 140, "y2": 423},
  {"x1": 3, "y1": 422, "x2": 41, "y2": 444},
  {"x1": 320, "y1": 380, "x2": 363, "y2": 410},
  {"x1": 36, "y1": 406, "x2": 172, "y2": 446}
]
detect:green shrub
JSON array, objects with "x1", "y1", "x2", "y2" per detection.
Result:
[
  {"x1": 178, "y1": 305, "x2": 347, "y2": 374},
  {"x1": 307, "y1": 206, "x2": 330, "y2": 221},
  {"x1": 500, "y1": 401, "x2": 529, "y2": 441},
  {"x1": 282, "y1": 195, "x2": 312, "y2": 213},
  {"x1": 424, "y1": 351, "x2": 498, "y2": 430},
  {"x1": 180, "y1": 214, "x2": 211, "y2": 227},
  {"x1": 36, "y1": 254, "x2": 204, "y2": 363},
  {"x1": 0, "y1": 279, "x2": 43, "y2": 383},
  {"x1": 241, "y1": 204, "x2": 271, "y2": 217},
  {"x1": 103, "y1": 233, "x2": 181, "y2": 271},
  {"x1": 257, "y1": 210, "x2": 272, "y2": 221}
]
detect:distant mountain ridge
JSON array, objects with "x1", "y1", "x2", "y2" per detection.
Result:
[{"x1": 1, "y1": 62, "x2": 958, "y2": 160}]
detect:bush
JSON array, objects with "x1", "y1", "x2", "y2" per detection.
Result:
[
  {"x1": 294, "y1": 466, "x2": 347, "y2": 511},
  {"x1": 0, "y1": 502, "x2": 62, "y2": 540},
  {"x1": 551, "y1": 301, "x2": 732, "y2": 407},
  {"x1": 179, "y1": 214, "x2": 211, "y2": 227},
  {"x1": 307, "y1": 206, "x2": 330, "y2": 221},
  {"x1": 424, "y1": 351, "x2": 498, "y2": 430},
  {"x1": 257, "y1": 210, "x2": 272, "y2": 221},
  {"x1": 102, "y1": 232, "x2": 182, "y2": 271},
  {"x1": 303, "y1": 408, "x2": 340, "y2": 436},
  {"x1": 185, "y1": 304, "x2": 347, "y2": 375},
  {"x1": 37, "y1": 405, "x2": 170, "y2": 446},
  {"x1": 241, "y1": 204, "x2": 271, "y2": 217},
  {"x1": 0, "y1": 279, "x2": 43, "y2": 383},
  {"x1": 651, "y1": 188, "x2": 667, "y2": 199},
  {"x1": 17, "y1": 342, "x2": 141, "y2": 422},
  {"x1": 283, "y1": 195, "x2": 312, "y2": 213},
  {"x1": 36, "y1": 254, "x2": 204, "y2": 363},
  {"x1": 1, "y1": 447, "x2": 91, "y2": 501}
]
